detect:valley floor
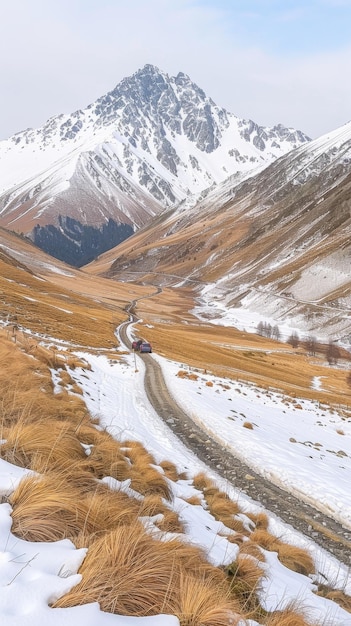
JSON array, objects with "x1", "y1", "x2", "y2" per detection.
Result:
[
  {"x1": 68, "y1": 338, "x2": 351, "y2": 624},
  {"x1": 1, "y1": 274, "x2": 351, "y2": 625}
]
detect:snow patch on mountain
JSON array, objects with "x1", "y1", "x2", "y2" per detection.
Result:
[{"x1": 0, "y1": 65, "x2": 310, "y2": 221}]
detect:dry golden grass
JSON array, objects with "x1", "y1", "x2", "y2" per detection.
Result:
[
  {"x1": 238, "y1": 541, "x2": 266, "y2": 562},
  {"x1": 246, "y1": 511, "x2": 269, "y2": 530},
  {"x1": 58, "y1": 369, "x2": 75, "y2": 387},
  {"x1": 83, "y1": 430, "x2": 132, "y2": 481},
  {"x1": 0, "y1": 256, "x2": 128, "y2": 349},
  {"x1": 9, "y1": 473, "x2": 88, "y2": 542},
  {"x1": 159, "y1": 459, "x2": 180, "y2": 481},
  {"x1": 223, "y1": 532, "x2": 245, "y2": 546},
  {"x1": 138, "y1": 494, "x2": 169, "y2": 517},
  {"x1": 225, "y1": 554, "x2": 265, "y2": 619},
  {"x1": 225, "y1": 554, "x2": 265, "y2": 595},
  {"x1": 162, "y1": 539, "x2": 229, "y2": 585},
  {"x1": 130, "y1": 463, "x2": 172, "y2": 500},
  {"x1": 249, "y1": 529, "x2": 284, "y2": 550},
  {"x1": 123, "y1": 439, "x2": 157, "y2": 465},
  {"x1": 120, "y1": 440, "x2": 173, "y2": 500},
  {"x1": 74, "y1": 422, "x2": 104, "y2": 446},
  {"x1": 53, "y1": 523, "x2": 241, "y2": 624},
  {"x1": 77, "y1": 485, "x2": 141, "y2": 535},
  {"x1": 69, "y1": 382, "x2": 84, "y2": 395},
  {"x1": 185, "y1": 494, "x2": 203, "y2": 506},
  {"x1": 168, "y1": 572, "x2": 242, "y2": 626},
  {"x1": 1, "y1": 386, "x2": 88, "y2": 431},
  {"x1": 132, "y1": 286, "x2": 351, "y2": 408},
  {"x1": 9, "y1": 472, "x2": 141, "y2": 542},
  {"x1": 55, "y1": 462, "x2": 102, "y2": 494},
  {"x1": 0, "y1": 419, "x2": 87, "y2": 472},
  {"x1": 192, "y1": 471, "x2": 216, "y2": 492},
  {"x1": 177, "y1": 369, "x2": 199, "y2": 381},
  {"x1": 108, "y1": 458, "x2": 132, "y2": 481},
  {"x1": 221, "y1": 517, "x2": 247, "y2": 534},
  {"x1": 276, "y1": 544, "x2": 316, "y2": 577},
  {"x1": 206, "y1": 492, "x2": 241, "y2": 518},
  {"x1": 0, "y1": 269, "x2": 343, "y2": 625},
  {"x1": 197, "y1": 482, "x2": 246, "y2": 534},
  {"x1": 250, "y1": 529, "x2": 315, "y2": 577},
  {"x1": 264, "y1": 606, "x2": 314, "y2": 626},
  {"x1": 155, "y1": 509, "x2": 185, "y2": 534},
  {"x1": 0, "y1": 338, "x2": 50, "y2": 389},
  {"x1": 316, "y1": 586, "x2": 351, "y2": 613},
  {"x1": 0, "y1": 339, "x2": 90, "y2": 433},
  {"x1": 178, "y1": 470, "x2": 190, "y2": 480}
]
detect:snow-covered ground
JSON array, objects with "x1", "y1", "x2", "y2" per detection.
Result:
[
  {"x1": 153, "y1": 354, "x2": 351, "y2": 529},
  {"x1": 193, "y1": 259, "x2": 351, "y2": 346},
  {"x1": 1, "y1": 324, "x2": 351, "y2": 625}
]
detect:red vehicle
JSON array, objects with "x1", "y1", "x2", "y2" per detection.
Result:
[
  {"x1": 132, "y1": 339, "x2": 152, "y2": 353},
  {"x1": 132, "y1": 339, "x2": 142, "y2": 350}
]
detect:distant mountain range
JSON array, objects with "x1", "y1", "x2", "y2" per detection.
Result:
[
  {"x1": 86, "y1": 121, "x2": 351, "y2": 342},
  {"x1": 4, "y1": 63, "x2": 351, "y2": 341},
  {"x1": 0, "y1": 64, "x2": 310, "y2": 266}
]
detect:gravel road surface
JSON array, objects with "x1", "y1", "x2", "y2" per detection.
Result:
[{"x1": 120, "y1": 314, "x2": 351, "y2": 566}]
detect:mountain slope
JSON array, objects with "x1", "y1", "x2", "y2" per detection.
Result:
[
  {"x1": 86, "y1": 121, "x2": 351, "y2": 341},
  {"x1": 0, "y1": 65, "x2": 309, "y2": 265},
  {"x1": 0, "y1": 224, "x2": 154, "y2": 342}
]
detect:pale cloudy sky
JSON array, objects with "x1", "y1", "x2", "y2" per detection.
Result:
[{"x1": 0, "y1": 0, "x2": 350, "y2": 141}]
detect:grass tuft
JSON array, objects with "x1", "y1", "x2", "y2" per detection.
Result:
[
  {"x1": 159, "y1": 459, "x2": 180, "y2": 481},
  {"x1": 1, "y1": 419, "x2": 87, "y2": 472},
  {"x1": 53, "y1": 524, "x2": 242, "y2": 624},
  {"x1": 264, "y1": 605, "x2": 314, "y2": 625},
  {"x1": 250, "y1": 529, "x2": 315, "y2": 576}
]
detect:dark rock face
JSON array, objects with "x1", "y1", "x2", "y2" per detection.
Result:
[{"x1": 32, "y1": 217, "x2": 133, "y2": 267}]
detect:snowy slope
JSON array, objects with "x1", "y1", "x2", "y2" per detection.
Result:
[
  {"x1": 88, "y1": 119, "x2": 351, "y2": 341},
  {"x1": 0, "y1": 65, "x2": 310, "y2": 237}
]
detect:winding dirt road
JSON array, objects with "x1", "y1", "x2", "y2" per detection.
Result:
[{"x1": 119, "y1": 311, "x2": 351, "y2": 567}]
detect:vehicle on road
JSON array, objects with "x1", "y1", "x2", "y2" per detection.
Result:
[
  {"x1": 139, "y1": 342, "x2": 152, "y2": 353},
  {"x1": 132, "y1": 339, "x2": 143, "y2": 350}
]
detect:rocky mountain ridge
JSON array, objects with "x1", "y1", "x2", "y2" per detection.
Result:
[
  {"x1": 0, "y1": 64, "x2": 310, "y2": 265},
  {"x1": 86, "y1": 120, "x2": 351, "y2": 342}
]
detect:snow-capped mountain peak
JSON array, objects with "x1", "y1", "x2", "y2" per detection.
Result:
[{"x1": 0, "y1": 64, "x2": 310, "y2": 265}]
